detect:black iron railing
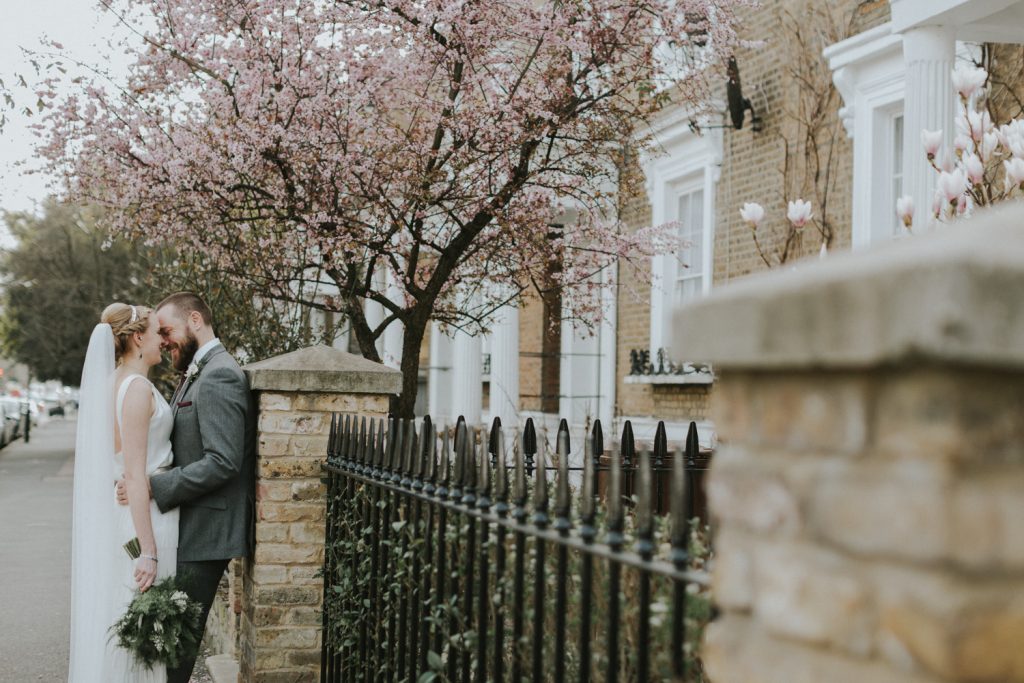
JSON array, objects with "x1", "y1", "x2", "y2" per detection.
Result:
[{"x1": 321, "y1": 415, "x2": 712, "y2": 682}]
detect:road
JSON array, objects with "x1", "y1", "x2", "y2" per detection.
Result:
[{"x1": 0, "y1": 418, "x2": 76, "y2": 682}]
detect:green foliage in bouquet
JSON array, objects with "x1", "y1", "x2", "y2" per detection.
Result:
[{"x1": 109, "y1": 576, "x2": 203, "y2": 670}]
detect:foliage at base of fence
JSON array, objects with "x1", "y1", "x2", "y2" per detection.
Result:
[{"x1": 321, "y1": 415, "x2": 713, "y2": 683}]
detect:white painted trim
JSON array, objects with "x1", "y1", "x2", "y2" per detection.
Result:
[
  {"x1": 623, "y1": 371, "x2": 713, "y2": 386},
  {"x1": 890, "y1": 0, "x2": 1021, "y2": 34},
  {"x1": 640, "y1": 117, "x2": 721, "y2": 357},
  {"x1": 826, "y1": 22, "x2": 907, "y2": 250}
]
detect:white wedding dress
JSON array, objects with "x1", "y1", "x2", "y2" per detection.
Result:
[
  {"x1": 101, "y1": 374, "x2": 180, "y2": 682},
  {"x1": 70, "y1": 325, "x2": 180, "y2": 683}
]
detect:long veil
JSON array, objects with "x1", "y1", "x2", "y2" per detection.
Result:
[{"x1": 68, "y1": 324, "x2": 118, "y2": 682}]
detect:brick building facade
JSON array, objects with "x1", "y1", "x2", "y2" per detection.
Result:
[{"x1": 314, "y1": 0, "x2": 1024, "y2": 451}]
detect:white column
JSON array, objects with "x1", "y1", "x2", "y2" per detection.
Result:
[
  {"x1": 488, "y1": 305, "x2": 520, "y2": 426},
  {"x1": 596, "y1": 263, "x2": 618, "y2": 431},
  {"x1": 450, "y1": 327, "x2": 482, "y2": 425},
  {"x1": 382, "y1": 268, "x2": 404, "y2": 369},
  {"x1": 901, "y1": 25, "x2": 956, "y2": 229},
  {"x1": 427, "y1": 322, "x2": 454, "y2": 424}
]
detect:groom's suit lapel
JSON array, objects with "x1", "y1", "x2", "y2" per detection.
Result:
[{"x1": 173, "y1": 344, "x2": 226, "y2": 416}]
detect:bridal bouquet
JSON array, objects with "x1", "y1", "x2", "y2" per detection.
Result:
[
  {"x1": 110, "y1": 540, "x2": 204, "y2": 669},
  {"x1": 109, "y1": 576, "x2": 204, "y2": 668}
]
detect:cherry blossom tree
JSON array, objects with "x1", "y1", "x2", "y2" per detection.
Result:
[{"x1": 35, "y1": 0, "x2": 751, "y2": 416}]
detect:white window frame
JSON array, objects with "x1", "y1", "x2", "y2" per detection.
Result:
[
  {"x1": 826, "y1": 23, "x2": 906, "y2": 249},
  {"x1": 639, "y1": 114, "x2": 721, "y2": 364},
  {"x1": 827, "y1": 23, "x2": 982, "y2": 248}
]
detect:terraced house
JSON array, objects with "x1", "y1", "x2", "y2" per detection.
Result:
[{"x1": 311, "y1": 0, "x2": 1024, "y2": 452}]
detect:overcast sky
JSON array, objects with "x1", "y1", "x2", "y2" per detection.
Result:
[{"x1": 0, "y1": 0, "x2": 135, "y2": 218}]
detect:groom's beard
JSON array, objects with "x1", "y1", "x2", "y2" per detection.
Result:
[{"x1": 172, "y1": 332, "x2": 200, "y2": 373}]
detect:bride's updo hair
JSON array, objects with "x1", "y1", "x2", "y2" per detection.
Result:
[{"x1": 101, "y1": 303, "x2": 153, "y2": 363}]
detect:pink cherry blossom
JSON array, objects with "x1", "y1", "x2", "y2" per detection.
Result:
[{"x1": 32, "y1": 0, "x2": 751, "y2": 415}]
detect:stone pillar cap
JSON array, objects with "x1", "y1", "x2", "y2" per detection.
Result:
[
  {"x1": 672, "y1": 202, "x2": 1024, "y2": 371},
  {"x1": 243, "y1": 344, "x2": 402, "y2": 394}
]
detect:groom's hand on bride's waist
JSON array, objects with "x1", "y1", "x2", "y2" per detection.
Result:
[{"x1": 114, "y1": 475, "x2": 152, "y2": 506}]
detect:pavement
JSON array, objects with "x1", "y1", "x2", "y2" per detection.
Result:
[
  {"x1": 0, "y1": 418, "x2": 231, "y2": 683},
  {"x1": 0, "y1": 418, "x2": 76, "y2": 682}
]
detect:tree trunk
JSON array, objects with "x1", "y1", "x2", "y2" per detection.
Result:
[{"x1": 390, "y1": 309, "x2": 431, "y2": 418}]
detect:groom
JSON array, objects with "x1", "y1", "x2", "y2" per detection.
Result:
[{"x1": 118, "y1": 291, "x2": 256, "y2": 683}]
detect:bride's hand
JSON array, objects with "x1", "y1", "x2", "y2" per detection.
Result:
[{"x1": 133, "y1": 556, "x2": 157, "y2": 592}]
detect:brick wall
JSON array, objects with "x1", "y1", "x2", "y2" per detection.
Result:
[
  {"x1": 614, "y1": 0, "x2": 889, "y2": 425},
  {"x1": 238, "y1": 391, "x2": 390, "y2": 683},
  {"x1": 673, "y1": 203, "x2": 1024, "y2": 683}
]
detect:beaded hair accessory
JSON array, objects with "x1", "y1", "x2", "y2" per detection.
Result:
[{"x1": 129, "y1": 305, "x2": 138, "y2": 323}]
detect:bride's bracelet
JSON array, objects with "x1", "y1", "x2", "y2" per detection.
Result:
[{"x1": 139, "y1": 554, "x2": 158, "y2": 563}]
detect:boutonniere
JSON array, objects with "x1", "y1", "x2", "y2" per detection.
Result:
[{"x1": 181, "y1": 360, "x2": 202, "y2": 394}]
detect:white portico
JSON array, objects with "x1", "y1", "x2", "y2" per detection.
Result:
[{"x1": 826, "y1": 0, "x2": 1024, "y2": 246}]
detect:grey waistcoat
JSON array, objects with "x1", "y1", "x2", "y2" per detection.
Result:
[{"x1": 150, "y1": 344, "x2": 256, "y2": 562}]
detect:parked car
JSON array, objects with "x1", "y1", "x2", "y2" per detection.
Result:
[{"x1": 0, "y1": 402, "x2": 18, "y2": 447}]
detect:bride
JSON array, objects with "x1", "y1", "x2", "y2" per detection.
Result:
[{"x1": 69, "y1": 303, "x2": 179, "y2": 682}]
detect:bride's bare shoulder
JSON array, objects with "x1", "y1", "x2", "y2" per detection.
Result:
[{"x1": 117, "y1": 374, "x2": 155, "y2": 418}]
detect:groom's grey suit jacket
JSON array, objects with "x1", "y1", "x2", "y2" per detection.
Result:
[{"x1": 150, "y1": 344, "x2": 256, "y2": 562}]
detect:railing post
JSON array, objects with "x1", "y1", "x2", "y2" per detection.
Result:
[
  {"x1": 672, "y1": 204, "x2": 1024, "y2": 683},
  {"x1": 237, "y1": 345, "x2": 400, "y2": 683}
]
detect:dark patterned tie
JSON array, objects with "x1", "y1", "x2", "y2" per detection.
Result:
[{"x1": 171, "y1": 371, "x2": 187, "y2": 404}]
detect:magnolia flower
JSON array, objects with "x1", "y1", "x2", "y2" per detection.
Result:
[
  {"x1": 939, "y1": 151, "x2": 956, "y2": 173},
  {"x1": 951, "y1": 65, "x2": 987, "y2": 100},
  {"x1": 937, "y1": 168, "x2": 968, "y2": 203},
  {"x1": 931, "y1": 190, "x2": 944, "y2": 219},
  {"x1": 738, "y1": 202, "x2": 765, "y2": 229},
  {"x1": 896, "y1": 195, "x2": 914, "y2": 228},
  {"x1": 982, "y1": 132, "x2": 999, "y2": 160},
  {"x1": 786, "y1": 199, "x2": 812, "y2": 229},
  {"x1": 966, "y1": 110, "x2": 993, "y2": 142},
  {"x1": 1009, "y1": 134, "x2": 1024, "y2": 159},
  {"x1": 953, "y1": 134, "x2": 972, "y2": 157},
  {"x1": 921, "y1": 129, "x2": 943, "y2": 160},
  {"x1": 1004, "y1": 157, "x2": 1024, "y2": 190},
  {"x1": 964, "y1": 153, "x2": 985, "y2": 185}
]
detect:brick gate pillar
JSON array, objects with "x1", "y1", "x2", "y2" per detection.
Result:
[
  {"x1": 238, "y1": 345, "x2": 401, "y2": 683},
  {"x1": 673, "y1": 204, "x2": 1024, "y2": 683}
]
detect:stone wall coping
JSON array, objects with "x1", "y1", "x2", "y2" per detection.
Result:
[
  {"x1": 671, "y1": 202, "x2": 1024, "y2": 371},
  {"x1": 243, "y1": 344, "x2": 402, "y2": 394}
]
